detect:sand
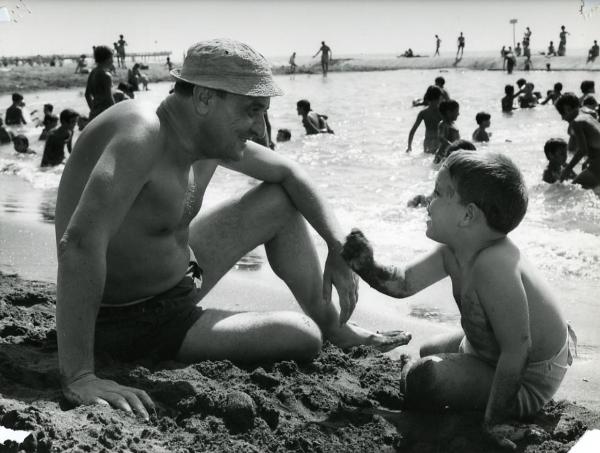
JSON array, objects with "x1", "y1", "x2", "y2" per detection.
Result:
[{"x1": 1, "y1": 271, "x2": 599, "y2": 452}]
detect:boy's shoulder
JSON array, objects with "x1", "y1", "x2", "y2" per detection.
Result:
[{"x1": 473, "y1": 238, "x2": 518, "y2": 274}]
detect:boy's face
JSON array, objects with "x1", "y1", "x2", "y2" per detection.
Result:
[
  {"x1": 559, "y1": 105, "x2": 578, "y2": 122},
  {"x1": 548, "y1": 148, "x2": 567, "y2": 165},
  {"x1": 426, "y1": 168, "x2": 465, "y2": 243},
  {"x1": 14, "y1": 140, "x2": 27, "y2": 153},
  {"x1": 66, "y1": 117, "x2": 78, "y2": 131},
  {"x1": 481, "y1": 119, "x2": 491, "y2": 128},
  {"x1": 448, "y1": 107, "x2": 460, "y2": 122}
]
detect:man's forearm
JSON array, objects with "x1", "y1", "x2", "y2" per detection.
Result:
[
  {"x1": 484, "y1": 353, "x2": 527, "y2": 425},
  {"x1": 56, "y1": 245, "x2": 105, "y2": 385}
]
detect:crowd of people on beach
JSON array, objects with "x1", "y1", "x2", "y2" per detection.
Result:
[{"x1": 2, "y1": 31, "x2": 600, "y2": 450}]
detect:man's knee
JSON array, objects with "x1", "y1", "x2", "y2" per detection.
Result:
[
  {"x1": 278, "y1": 312, "x2": 323, "y2": 360},
  {"x1": 251, "y1": 183, "x2": 297, "y2": 221}
]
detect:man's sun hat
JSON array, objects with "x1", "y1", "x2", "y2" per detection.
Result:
[{"x1": 170, "y1": 38, "x2": 283, "y2": 97}]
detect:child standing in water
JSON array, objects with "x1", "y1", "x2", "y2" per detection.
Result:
[
  {"x1": 501, "y1": 85, "x2": 518, "y2": 112},
  {"x1": 434, "y1": 100, "x2": 460, "y2": 163},
  {"x1": 542, "y1": 138, "x2": 575, "y2": 183},
  {"x1": 342, "y1": 151, "x2": 574, "y2": 450},
  {"x1": 472, "y1": 112, "x2": 491, "y2": 142},
  {"x1": 406, "y1": 85, "x2": 443, "y2": 154},
  {"x1": 41, "y1": 109, "x2": 79, "y2": 167}
]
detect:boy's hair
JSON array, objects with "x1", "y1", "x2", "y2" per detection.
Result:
[
  {"x1": 580, "y1": 80, "x2": 595, "y2": 93},
  {"x1": 504, "y1": 84, "x2": 515, "y2": 95},
  {"x1": 297, "y1": 99, "x2": 311, "y2": 112},
  {"x1": 44, "y1": 103, "x2": 54, "y2": 113},
  {"x1": 277, "y1": 128, "x2": 291, "y2": 140},
  {"x1": 13, "y1": 134, "x2": 28, "y2": 148},
  {"x1": 12, "y1": 93, "x2": 23, "y2": 103},
  {"x1": 424, "y1": 85, "x2": 443, "y2": 102},
  {"x1": 475, "y1": 111, "x2": 491, "y2": 125},
  {"x1": 447, "y1": 139, "x2": 477, "y2": 155},
  {"x1": 443, "y1": 151, "x2": 528, "y2": 234},
  {"x1": 554, "y1": 92, "x2": 580, "y2": 114},
  {"x1": 516, "y1": 78, "x2": 526, "y2": 87},
  {"x1": 93, "y1": 45, "x2": 113, "y2": 64},
  {"x1": 439, "y1": 100, "x2": 459, "y2": 116},
  {"x1": 554, "y1": 82, "x2": 563, "y2": 92},
  {"x1": 434, "y1": 76, "x2": 445, "y2": 87},
  {"x1": 544, "y1": 138, "x2": 567, "y2": 158},
  {"x1": 59, "y1": 108, "x2": 79, "y2": 124}
]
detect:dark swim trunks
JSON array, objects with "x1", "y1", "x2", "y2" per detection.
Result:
[{"x1": 95, "y1": 256, "x2": 204, "y2": 363}]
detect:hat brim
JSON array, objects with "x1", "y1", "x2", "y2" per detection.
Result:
[{"x1": 170, "y1": 69, "x2": 283, "y2": 97}]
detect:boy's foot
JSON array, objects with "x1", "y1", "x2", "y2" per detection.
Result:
[{"x1": 325, "y1": 322, "x2": 412, "y2": 352}]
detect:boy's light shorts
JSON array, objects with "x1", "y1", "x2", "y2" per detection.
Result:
[{"x1": 459, "y1": 325, "x2": 576, "y2": 417}]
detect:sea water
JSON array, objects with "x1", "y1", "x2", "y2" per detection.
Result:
[{"x1": 1, "y1": 69, "x2": 600, "y2": 351}]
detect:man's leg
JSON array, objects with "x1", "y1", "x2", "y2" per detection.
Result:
[{"x1": 178, "y1": 182, "x2": 407, "y2": 363}]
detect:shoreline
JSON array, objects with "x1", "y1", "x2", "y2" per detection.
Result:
[
  {"x1": 1, "y1": 54, "x2": 599, "y2": 93},
  {"x1": 1, "y1": 270, "x2": 599, "y2": 452}
]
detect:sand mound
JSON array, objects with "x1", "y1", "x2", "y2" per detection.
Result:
[{"x1": 1, "y1": 272, "x2": 598, "y2": 452}]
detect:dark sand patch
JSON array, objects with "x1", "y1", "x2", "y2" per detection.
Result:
[{"x1": 1, "y1": 272, "x2": 598, "y2": 452}]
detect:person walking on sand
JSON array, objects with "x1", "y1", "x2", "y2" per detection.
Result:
[
  {"x1": 84, "y1": 46, "x2": 115, "y2": 121},
  {"x1": 558, "y1": 25, "x2": 569, "y2": 56},
  {"x1": 313, "y1": 41, "x2": 332, "y2": 76},
  {"x1": 54, "y1": 38, "x2": 410, "y2": 421},
  {"x1": 434, "y1": 35, "x2": 441, "y2": 56},
  {"x1": 289, "y1": 51, "x2": 297, "y2": 74},
  {"x1": 117, "y1": 34, "x2": 127, "y2": 68},
  {"x1": 456, "y1": 32, "x2": 465, "y2": 59}
]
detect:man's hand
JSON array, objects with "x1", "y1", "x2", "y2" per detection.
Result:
[
  {"x1": 484, "y1": 422, "x2": 546, "y2": 450},
  {"x1": 63, "y1": 373, "x2": 155, "y2": 421},
  {"x1": 323, "y1": 246, "x2": 359, "y2": 325},
  {"x1": 341, "y1": 228, "x2": 375, "y2": 273}
]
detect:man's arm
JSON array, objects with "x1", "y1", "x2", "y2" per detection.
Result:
[
  {"x1": 99, "y1": 71, "x2": 116, "y2": 107},
  {"x1": 406, "y1": 111, "x2": 424, "y2": 152},
  {"x1": 221, "y1": 142, "x2": 356, "y2": 322},
  {"x1": 84, "y1": 73, "x2": 94, "y2": 109},
  {"x1": 56, "y1": 131, "x2": 157, "y2": 419},
  {"x1": 313, "y1": 48, "x2": 322, "y2": 58},
  {"x1": 474, "y1": 248, "x2": 530, "y2": 428},
  {"x1": 561, "y1": 120, "x2": 588, "y2": 180},
  {"x1": 341, "y1": 229, "x2": 448, "y2": 297}
]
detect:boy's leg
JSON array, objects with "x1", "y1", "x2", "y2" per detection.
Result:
[
  {"x1": 420, "y1": 330, "x2": 464, "y2": 356},
  {"x1": 179, "y1": 183, "x2": 407, "y2": 362},
  {"x1": 404, "y1": 352, "x2": 496, "y2": 411}
]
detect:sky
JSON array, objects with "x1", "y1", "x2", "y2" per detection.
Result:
[{"x1": 0, "y1": 0, "x2": 599, "y2": 60}]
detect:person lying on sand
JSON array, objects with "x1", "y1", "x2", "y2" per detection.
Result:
[
  {"x1": 342, "y1": 151, "x2": 574, "y2": 450},
  {"x1": 54, "y1": 38, "x2": 410, "y2": 421},
  {"x1": 296, "y1": 99, "x2": 334, "y2": 135},
  {"x1": 406, "y1": 85, "x2": 443, "y2": 154},
  {"x1": 556, "y1": 92, "x2": 600, "y2": 189}
]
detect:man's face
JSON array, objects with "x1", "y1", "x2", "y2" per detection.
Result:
[
  {"x1": 426, "y1": 168, "x2": 465, "y2": 243},
  {"x1": 204, "y1": 93, "x2": 269, "y2": 161}
]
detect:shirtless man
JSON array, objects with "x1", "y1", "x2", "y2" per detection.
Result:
[
  {"x1": 55, "y1": 39, "x2": 408, "y2": 420},
  {"x1": 84, "y1": 46, "x2": 115, "y2": 121},
  {"x1": 555, "y1": 92, "x2": 600, "y2": 188},
  {"x1": 456, "y1": 32, "x2": 465, "y2": 59},
  {"x1": 313, "y1": 41, "x2": 332, "y2": 76},
  {"x1": 434, "y1": 35, "x2": 441, "y2": 56}
]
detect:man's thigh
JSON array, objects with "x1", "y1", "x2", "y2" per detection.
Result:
[{"x1": 189, "y1": 182, "x2": 295, "y2": 296}]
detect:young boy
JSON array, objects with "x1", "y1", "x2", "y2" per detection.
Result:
[
  {"x1": 556, "y1": 92, "x2": 600, "y2": 189},
  {"x1": 13, "y1": 134, "x2": 36, "y2": 154},
  {"x1": 276, "y1": 128, "x2": 291, "y2": 142},
  {"x1": 501, "y1": 85, "x2": 518, "y2": 113},
  {"x1": 541, "y1": 83, "x2": 563, "y2": 105},
  {"x1": 342, "y1": 151, "x2": 572, "y2": 449},
  {"x1": 39, "y1": 112, "x2": 59, "y2": 141},
  {"x1": 41, "y1": 108, "x2": 79, "y2": 167},
  {"x1": 519, "y1": 83, "x2": 538, "y2": 108},
  {"x1": 433, "y1": 100, "x2": 460, "y2": 163},
  {"x1": 543, "y1": 138, "x2": 575, "y2": 183},
  {"x1": 580, "y1": 80, "x2": 598, "y2": 110},
  {"x1": 296, "y1": 99, "x2": 334, "y2": 135},
  {"x1": 0, "y1": 117, "x2": 12, "y2": 144},
  {"x1": 472, "y1": 112, "x2": 491, "y2": 142},
  {"x1": 5, "y1": 93, "x2": 27, "y2": 126},
  {"x1": 406, "y1": 85, "x2": 443, "y2": 154}
]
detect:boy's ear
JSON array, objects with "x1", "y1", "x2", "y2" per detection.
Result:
[{"x1": 459, "y1": 202, "x2": 480, "y2": 227}]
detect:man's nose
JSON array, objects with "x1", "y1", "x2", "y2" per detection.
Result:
[{"x1": 250, "y1": 114, "x2": 266, "y2": 139}]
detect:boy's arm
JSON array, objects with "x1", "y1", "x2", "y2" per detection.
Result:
[
  {"x1": 474, "y1": 248, "x2": 530, "y2": 427},
  {"x1": 341, "y1": 228, "x2": 448, "y2": 298},
  {"x1": 562, "y1": 120, "x2": 588, "y2": 180},
  {"x1": 406, "y1": 111, "x2": 424, "y2": 152}
]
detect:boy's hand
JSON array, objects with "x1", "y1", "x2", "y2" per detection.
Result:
[{"x1": 341, "y1": 228, "x2": 375, "y2": 272}]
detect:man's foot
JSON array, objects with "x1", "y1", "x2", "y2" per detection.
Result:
[{"x1": 325, "y1": 322, "x2": 411, "y2": 353}]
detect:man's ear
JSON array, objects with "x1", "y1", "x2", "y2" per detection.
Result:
[
  {"x1": 459, "y1": 202, "x2": 479, "y2": 227},
  {"x1": 192, "y1": 86, "x2": 213, "y2": 115}
]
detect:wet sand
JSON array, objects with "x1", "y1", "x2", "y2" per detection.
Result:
[{"x1": 1, "y1": 271, "x2": 599, "y2": 452}]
